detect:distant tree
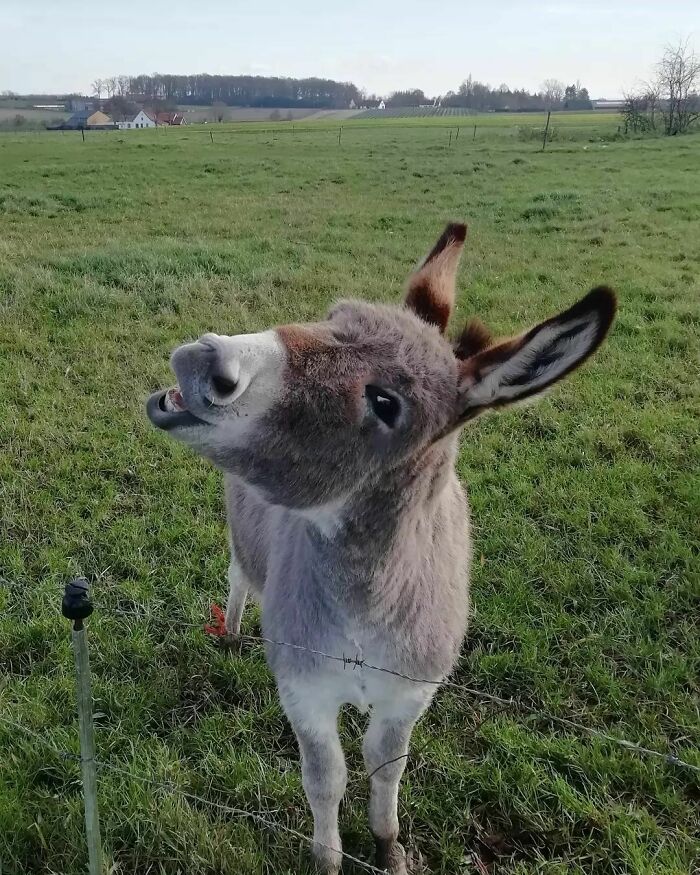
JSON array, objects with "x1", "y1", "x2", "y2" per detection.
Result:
[
  {"x1": 117, "y1": 75, "x2": 130, "y2": 97},
  {"x1": 644, "y1": 84, "x2": 662, "y2": 130},
  {"x1": 541, "y1": 78, "x2": 565, "y2": 107},
  {"x1": 13, "y1": 113, "x2": 25, "y2": 127},
  {"x1": 105, "y1": 77, "x2": 117, "y2": 98},
  {"x1": 625, "y1": 40, "x2": 700, "y2": 136},
  {"x1": 386, "y1": 89, "x2": 427, "y2": 107},
  {"x1": 91, "y1": 78, "x2": 104, "y2": 99},
  {"x1": 657, "y1": 39, "x2": 700, "y2": 134},
  {"x1": 1, "y1": 90, "x2": 17, "y2": 97},
  {"x1": 444, "y1": 74, "x2": 548, "y2": 111},
  {"x1": 212, "y1": 99, "x2": 226, "y2": 122},
  {"x1": 622, "y1": 89, "x2": 659, "y2": 133},
  {"x1": 103, "y1": 95, "x2": 134, "y2": 118},
  {"x1": 563, "y1": 82, "x2": 592, "y2": 109}
]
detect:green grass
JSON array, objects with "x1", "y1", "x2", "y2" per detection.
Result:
[
  {"x1": 0, "y1": 122, "x2": 699, "y2": 875},
  {"x1": 166, "y1": 110, "x2": 625, "y2": 143}
]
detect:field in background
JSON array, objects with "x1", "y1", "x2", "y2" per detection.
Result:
[
  {"x1": 0, "y1": 107, "x2": 68, "y2": 127},
  {"x1": 175, "y1": 105, "x2": 329, "y2": 123},
  {"x1": 173, "y1": 107, "x2": 624, "y2": 125},
  {"x1": 0, "y1": 121, "x2": 698, "y2": 874},
  {"x1": 0, "y1": 104, "x2": 624, "y2": 132},
  {"x1": 176, "y1": 108, "x2": 623, "y2": 130}
]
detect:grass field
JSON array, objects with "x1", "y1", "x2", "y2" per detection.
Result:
[
  {"x1": 1, "y1": 121, "x2": 699, "y2": 874},
  {"x1": 0, "y1": 108, "x2": 68, "y2": 130},
  {"x1": 176, "y1": 110, "x2": 624, "y2": 135}
]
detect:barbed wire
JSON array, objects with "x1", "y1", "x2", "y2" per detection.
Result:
[
  {"x1": 3, "y1": 596, "x2": 698, "y2": 874},
  {"x1": 2, "y1": 583, "x2": 698, "y2": 776},
  {"x1": 0, "y1": 714, "x2": 388, "y2": 874},
  {"x1": 100, "y1": 605, "x2": 700, "y2": 776}
]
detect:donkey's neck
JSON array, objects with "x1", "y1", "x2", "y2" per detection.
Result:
[{"x1": 305, "y1": 435, "x2": 461, "y2": 605}]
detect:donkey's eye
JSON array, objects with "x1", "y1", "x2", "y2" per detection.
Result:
[{"x1": 366, "y1": 385, "x2": 401, "y2": 428}]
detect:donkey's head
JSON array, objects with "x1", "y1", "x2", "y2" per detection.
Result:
[{"x1": 147, "y1": 224, "x2": 615, "y2": 508}]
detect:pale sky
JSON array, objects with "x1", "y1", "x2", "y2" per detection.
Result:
[{"x1": 2, "y1": 1, "x2": 698, "y2": 98}]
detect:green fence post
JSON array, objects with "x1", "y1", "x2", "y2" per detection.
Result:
[
  {"x1": 62, "y1": 579, "x2": 102, "y2": 875},
  {"x1": 542, "y1": 110, "x2": 552, "y2": 151}
]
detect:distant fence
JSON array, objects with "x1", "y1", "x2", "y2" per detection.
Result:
[
  {"x1": 1, "y1": 580, "x2": 698, "y2": 874},
  {"x1": 3, "y1": 114, "x2": 629, "y2": 148}
]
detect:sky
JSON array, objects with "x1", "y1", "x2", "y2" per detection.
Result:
[{"x1": 2, "y1": 1, "x2": 699, "y2": 98}]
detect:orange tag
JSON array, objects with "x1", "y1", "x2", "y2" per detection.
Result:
[{"x1": 205, "y1": 603, "x2": 227, "y2": 636}]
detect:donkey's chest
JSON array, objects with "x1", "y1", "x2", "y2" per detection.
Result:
[{"x1": 276, "y1": 634, "x2": 415, "y2": 713}]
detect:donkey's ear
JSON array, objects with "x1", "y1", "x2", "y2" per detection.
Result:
[
  {"x1": 456, "y1": 287, "x2": 616, "y2": 420},
  {"x1": 405, "y1": 222, "x2": 467, "y2": 333}
]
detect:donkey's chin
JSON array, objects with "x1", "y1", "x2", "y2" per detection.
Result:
[{"x1": 147, "y1": 387, "x2": 208, "y2": 431}]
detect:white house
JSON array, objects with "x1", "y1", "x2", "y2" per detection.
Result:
[
  {"x1": 378, "y1": 100, "x2": 386, "y2": 110},
  {"x1": 116, "y1": 110, "x2": 156, "y2": 130}
]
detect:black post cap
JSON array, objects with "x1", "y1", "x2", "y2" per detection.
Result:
[{"x1": 62, "y1": 578, "x2": 94, "y2": 623}]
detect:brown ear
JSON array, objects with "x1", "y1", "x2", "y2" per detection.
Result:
[
  {"x1": 456, "y1": 286, "x2": 616, "y2": 420},
  {"x1": 405, "y1": 222, "x2": 467, "y2": 333}
]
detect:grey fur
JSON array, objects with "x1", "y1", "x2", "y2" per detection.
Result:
[{"x1": 147, "y1": 225, "x2": 616, "y2": 873}]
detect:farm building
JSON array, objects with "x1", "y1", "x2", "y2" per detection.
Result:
[
  {"x1": 377, "y1": 100, "x2": 386, "y2": 110},
  {"x1": 155, "y1": 111, "x2": 186, "y2": 126},
  {"x1": 67, "y1": 98, "x2": 96, "y2": 113},
  {"x1": 61, "y1": 109, "x2": 113, "y2": 129},
  {"x1": 593, "y1": 99, "x2": 625, "y2": 111},
  {"x1": 116, "y1": 109, "x2": 157, "y2": 129}
]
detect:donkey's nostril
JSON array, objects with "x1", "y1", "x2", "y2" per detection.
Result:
[{"x1": 211, "y1": 372, "x2": 238, "y2": 397}]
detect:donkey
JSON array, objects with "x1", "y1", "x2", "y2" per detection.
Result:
[{"x1": 147, "y1": 223, "x2": 615, "y2": 874}]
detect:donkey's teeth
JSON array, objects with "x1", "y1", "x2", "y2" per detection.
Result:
[{"x1": 165, "y1": 387, "x2": 187, "y2": 413}]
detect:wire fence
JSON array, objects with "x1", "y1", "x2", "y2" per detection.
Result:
[
  {"x1": 2, "y1": 593, "x2": 698, "y2": 874},
  {"x1": 3, "y1": 119, "x2": 628, "y2": 147},
  {"x1": 108, "y1": 604, "x2": 700, "y2": 775},
  {"x1": 0, "y1": 714, "x2": 387, "y2": 875}
]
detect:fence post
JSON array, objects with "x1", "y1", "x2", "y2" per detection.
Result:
[
  {"x1": 81, "y1": 128, "x2": 85, "y2": 143},
  {"x1": 542, "y1": 110, "x2": 551, "y2": 151},
  {"x1": 62, "y1": 579, "x2": 102, "y2": 875},
  {"x1": 456, "y1": 126, "x2": 460, "y2": 140},
  {"x1": 473, "y1": 124, "x2": 477, "y2": 140},
  {"x1": 338, "y1": 126, "x2": 342, "y2": 145},
  {"x1": 210, "y1": 130, "x2": 213, "y2": 143},
  {"x1": 448, "y1": 129, "x2": 452, "y2": 148}
]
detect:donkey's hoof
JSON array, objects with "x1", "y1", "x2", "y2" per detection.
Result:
[
  {"x1": 374, "y1": 837, "x2": 411, "y2": 874},
  {"x1": 228, "y1": 632, "x2": 243, "y2": 654},
  {"x1": 220, "y1": 632, "x2": 243, "y2": 653},
  {"x1": 312, "y1": 840, "x2": 342, "y2": 874},
  {"x1": 405, "y1": 846, "x2": 427, "y2": 873}
]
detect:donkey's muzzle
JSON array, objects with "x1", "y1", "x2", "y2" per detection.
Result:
[
  {"x1": 146, "y1": 389, "x2": 206, "y2": 430},
  {"x1": 147, "y1": 329, "x2": 285, "y2": 433}
]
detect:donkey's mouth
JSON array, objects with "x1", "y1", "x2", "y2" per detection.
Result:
[{"x1": 147, "y1": 387, "x2": 207, "y2": 430}]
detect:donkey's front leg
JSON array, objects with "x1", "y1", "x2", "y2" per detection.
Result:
[
  {"x1": 224, "y1": 550, "x2": 248, "y2": 636},
  {"x1": 279, "y1": 682, "x2": 347, "y2": 874},
  {"x1": 363, "y1": 686, "x2": 434, "y2": 874}
]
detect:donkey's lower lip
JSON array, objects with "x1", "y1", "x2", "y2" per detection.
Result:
[{"x1": 146, "y1": 390, "x2": 208, "y2": 430}]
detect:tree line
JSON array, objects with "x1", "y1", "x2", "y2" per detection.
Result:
[
  {"x1": 386, "y1": 78, "x2": 591, "y2": 111},
  {"x1": 89, "y1": 72, "x2": 593, "y2": 111},
  {"x1": 90, "y1": 74, "x2": 362, "y2": 109}
]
